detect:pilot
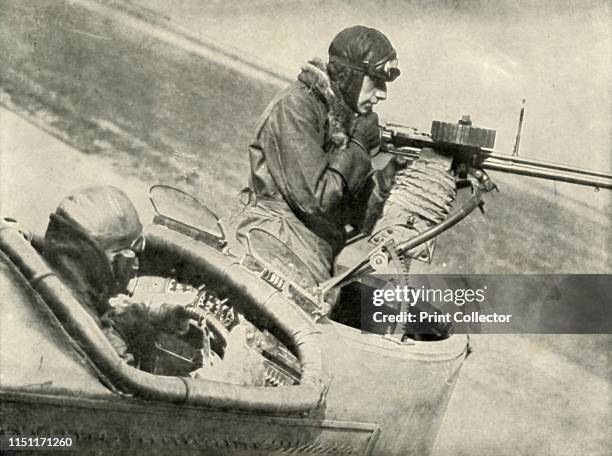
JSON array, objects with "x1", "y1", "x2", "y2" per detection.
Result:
[
  {"x1": 43, "y1": 185, "x2": 191, "y2": 368},
  {"x1": 228, "y1": 25, "x2": 407, "y2": 283}
]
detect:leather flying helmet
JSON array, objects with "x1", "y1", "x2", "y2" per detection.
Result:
[
  {"x1": 328, "y1": 25, "x2": 400, "y2": 111},
  {"x1": 44, "y1": 186, "x2": 144, "y2": 310}
]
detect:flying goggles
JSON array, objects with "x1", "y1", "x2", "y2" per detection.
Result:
[
  {"x1": 331, "y1": 53, "x2": 401, "y2": 82},
  {"x1": 366, "y1": 57, "x2": 400, "y2": 82}
]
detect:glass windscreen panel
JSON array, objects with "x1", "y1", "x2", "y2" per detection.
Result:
[
  {"x1": 149, "y1": 185, "x2": 223, "y2": 239},
  {"x1": 248, "y1": 228, "x2": 318, "y2": 289}
]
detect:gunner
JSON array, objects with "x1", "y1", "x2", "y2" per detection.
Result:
[{"x1": 229, "y1": 25, "x2": 406, "y2": 283}]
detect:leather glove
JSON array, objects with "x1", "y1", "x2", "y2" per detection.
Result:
[
  {"x1": 377, "y1": 155, "x2": 410, "y2": 195},
  {"x1": 146, "y1": 294, "x2": 193, "y2": 335},
  {"x1": 154, "y1": 304, "x2": 191, "y2": 335},
  {"x1": 350, "y1": 112, "x2": 381, "y2": 153}
]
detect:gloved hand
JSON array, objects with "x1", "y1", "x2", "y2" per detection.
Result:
[
  {"x1": 350, "y1": 112, "x2": 381, "y2": 153},
  {"x1": 378, "y1": 155, "x2": 409, "y2": 194},
  {"x1": 146, "y1": 294, "x2": 194, "y2": 335},
  {"x1": 154, "y1": 303, "x2": 192, "y2": 335}
]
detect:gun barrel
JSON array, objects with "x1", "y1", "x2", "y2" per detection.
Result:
[
  {"x1": 482, "y1": 157, "x2": 612, "y2": 190},
  {"x1": 486, "y1": 152, "x2": 612, "y2": 180},
  {"x1": 381, "y1": 124, "x2": 612, "y2": 190}
]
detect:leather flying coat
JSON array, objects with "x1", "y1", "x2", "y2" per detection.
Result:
[{"x1": 229, "y1": 60, "x2": 388, "y2": 283}]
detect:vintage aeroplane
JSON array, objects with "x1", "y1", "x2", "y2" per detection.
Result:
[
  {"x1": 0, "y1": 181, "x2": 467, "y2": 455},
  {"x1": 2, "y1": 113, "x2": 610, "y2": 455},
  {"x1": 1, "y1": 1, "x2": 611, "y2": 454}
]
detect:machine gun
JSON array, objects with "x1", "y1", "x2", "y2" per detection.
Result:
[
  {"x1": 318, "y1": 109, "x2": 612, "y2": 299},
  {"x1": 379, "y1": 115, "x2": 612, "y2": 191}
]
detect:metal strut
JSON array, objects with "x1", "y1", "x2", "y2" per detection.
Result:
[{"x1": 319, "y1": 182, "x2": 484, "y2": 300}]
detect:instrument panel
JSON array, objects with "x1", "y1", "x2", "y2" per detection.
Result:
[{"x1": 129, "y1": 275, "x2": 301, "y2": 386}]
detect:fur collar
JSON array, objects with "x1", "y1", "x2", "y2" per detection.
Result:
[{"x1": 298, "y1": 58, "x2": 355, "y2": 148}]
